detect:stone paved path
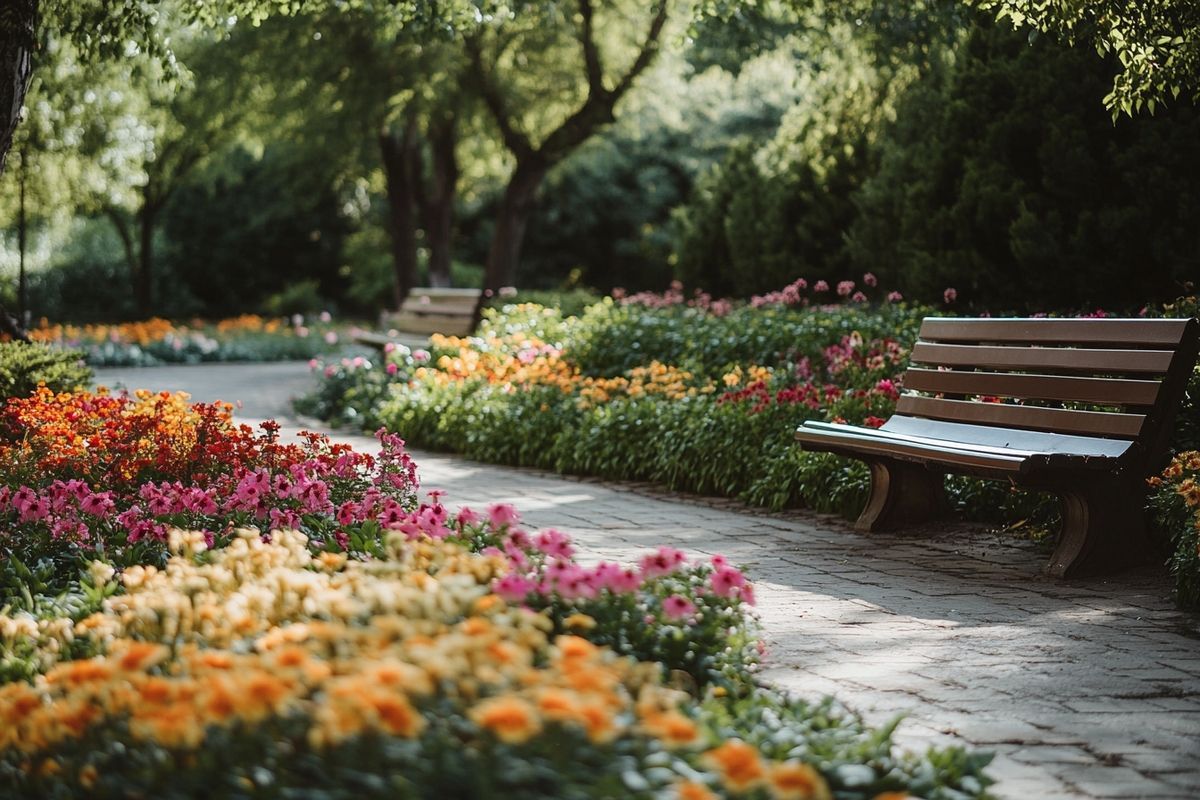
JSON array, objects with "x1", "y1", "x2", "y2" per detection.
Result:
[{"x1": 96, "y1": 362, "x2": 1200, "y2": 800}]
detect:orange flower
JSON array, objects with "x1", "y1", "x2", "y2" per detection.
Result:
[
  {"x1": 641, "y1": 710, "x2": 702, "y2": 748},
  {"x1": 366, "y1": 692, "x2": 425, "y2": 738},
  {"x1": 674, "y1": 781, "x2": 719, "y2": 800},
  {"x1": 536, "y1": 688, "x2": 580, "y2": 722},
  {"x1": 469, "y1": 696, "x2": 542, "y2": 744},
  {"x1": 767, "y1": 761, "x2": 832, "y2": 800},
  {"x1": 702, "y1": 740, "x2": 767, "y2": 792},
  {"x1": 576, "y1": 700, "x2": 620, "y2": 744},
  {"x1": 115, "y1": 641, "x2": 169, "y2": 673}
]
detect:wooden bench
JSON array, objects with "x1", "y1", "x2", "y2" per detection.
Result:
[
  {"x1": 381, "y1": 287, "x2": 480, "y2": 337},
  {"x1": 796, "y1": 317, "x2": 1200, "y2": 577}
]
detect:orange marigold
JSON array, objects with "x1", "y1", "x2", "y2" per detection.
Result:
[
  {"x1": 767, "y1": 761, "x2": 832, "y2": 800},
  {"x1": 702, "y1": 740, "x2": 767, "y2": 792},
  {"x1": 469, "y1": 696, "x2": 542, "y2": 744}
]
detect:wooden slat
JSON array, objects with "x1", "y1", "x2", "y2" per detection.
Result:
[
  {"x1": 919, "y1": 318, "x2": 1192, "y2": 347},
  {"x1": 896, "y1": 395, "x2": 1145, "y2": 438},
  {"x1": 802, "y1": 421, "x2": 1121, "y2": 469},
  {"x1": 881, "y1": 416, "x2": 1134, "y2": 458},
  {"x1": 903, "y1": 368, "x2": 1161, "y2": 406},
  {"x1": 909, "y1": 342, "x2": 1176, "y2": 375},
  {"x1": 796, "y1": 424, "x2": 1028, "y2": 473}
]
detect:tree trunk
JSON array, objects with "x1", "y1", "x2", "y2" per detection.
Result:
[
  {"x1": 379, "y1": 119, "x2": 421, "y2": 310},
  {"x1": 136, "y1": 196, "x2": 155, "y2": 318},
  {"x1": 423, "y1": 113, "x2": 458, "y2": 289},
  {"x1": 17, "y1": 146, "x2": 27, "y2": 322},
  {"x1": 0, "y1": 0, "x2": 37, "y2": 177},
  {"x1": 476, "y1": 158, "x2": 548, "y2": 320}
]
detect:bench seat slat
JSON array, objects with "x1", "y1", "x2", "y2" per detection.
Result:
[
  {"x1": 909, "y1": 342, "x2": 1176, "y2": 375},
  {"x1": 401, "y1": 302, "x2": 476, "y2": 316},
  {"x1": 796, "y1": 425, "x2": 1029, "y2": 473},
  {"x1": 903, "y1": 368, "x2": 1161, "y2": 406},
  {"x1": 896, "y1": 395, "x2": 1145, "y2": 438},
  {"x1": 802, "y1": 421, "x2": 1122, "y2": 468},
  {"x1": 919, "y1": 318, "x2": 1192, "y2": 347},
  {"x1": 880, "y1": 416, "x2": 1134, "y2": 458}
]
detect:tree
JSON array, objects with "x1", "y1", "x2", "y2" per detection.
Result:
[
  {"x1": 465, "y1": 0, "x2": 669, "y2": 311},
  {"x1": 973, "y1": 0, "x2": 1200, "y2": 117}
]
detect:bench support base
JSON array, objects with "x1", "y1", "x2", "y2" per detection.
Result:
[
  {"x1": 856, "y1": 459, "x2": 948, "y2": 532},
  {"x1": 1047, "y1": 477, "x2": 1147, "y2": 578}
]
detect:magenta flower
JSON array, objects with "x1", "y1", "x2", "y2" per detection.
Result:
[
  {"x1": 662, "y1": 595, "x2": 697, "y2": 620},
  {"x1": 639, "y1": 546, "x2": 687, "y2": 579},
  {"x1": 456, "y1": 506, "x2": 480, "y2": 527},
  {"x1": 710, "y1": 565, "x2": 747, "y2": 598},
  {"x1": 863, "y1": 272, "x2": 877, "y2": 287},
  {"x1": 944, "y1": 287, "x2": 957, "y2": 303},
  {"x1": 534, "y1": 529, "x2": 575, "y2": 559},
  {"x1": 837, "y1": 280, "x2": 855, "y2": 297},
  {"x1": 488, "y1": 503, "x2": 521, "y2": 529},
  {"x1": 494, "y1": 573, "x2": 537, "y2": 604}
]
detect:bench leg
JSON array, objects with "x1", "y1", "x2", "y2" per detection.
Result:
[
  {"x1": 1048, "y1": 477, "x2": 1146, "y2": 578},
  {"x1": 856, "y1": 459, "x2": 948, "y2": 532}
]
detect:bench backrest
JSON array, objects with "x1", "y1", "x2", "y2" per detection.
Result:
[{"x1": 895, "y1": 317, "x2": 1200, "y2": 466}]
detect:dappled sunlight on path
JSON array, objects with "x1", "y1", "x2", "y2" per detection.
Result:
[{"x1": 95, "y1": 362, "x2": 1200, "y2": 800}]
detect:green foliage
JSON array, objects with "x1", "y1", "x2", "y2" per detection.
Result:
[
  {"x1": 672, "y1": 22, "x2": 913, "y2": 297},
  {"x1": 846, "y1": 18, "x2": 1200, "y2": 312},
  {"x1": 974, "y1": 0, "x2": 1200, "y2": 116},
  {"x1": 0, "y1": 341, "x2": 90, "y2": 401},
  {"x1": 162, "y1": 147, "x2": 351, "y2": 316},
  {"x1": 1148, "y1": 452, "x2": 1200, "y2": 609}
]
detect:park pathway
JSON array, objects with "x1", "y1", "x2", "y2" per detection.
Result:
[{"x1": 96, "y1": 362, "x2": 1200, "y2": 800}]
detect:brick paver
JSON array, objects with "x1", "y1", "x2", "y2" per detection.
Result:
[{"x1": 96, "y1": 363, "x2": 1200, "y2": 799}]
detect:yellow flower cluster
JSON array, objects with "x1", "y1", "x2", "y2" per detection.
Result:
[
  {"x1": 721, "y1": 365, "x2": 773, "y2": 388},
  {"x1": 0, "y1": 528, "x2": 833, "y2": 798},
  {"x1": 417, "y1": 332, "x2": 716, "y2": 407}
]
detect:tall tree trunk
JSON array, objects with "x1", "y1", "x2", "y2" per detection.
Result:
[
  {"x1": 379, "y1": 118, "x2": 421, "y2": 309},
  {"x1": 17, "y1": 145, "x2": 27, "y2": 322},
  {"x1": 476, "y1": 158, "x2": 548, "y2": 321},
  {"x1": 423, "y1": 113, "x2": 458, "y2": 289},
  {"x1": 0, "y1": 0, "x2": 36, "y2": 177},
  {"x1": 136, "y1": 193, "x2": 155, "y2": 318}
]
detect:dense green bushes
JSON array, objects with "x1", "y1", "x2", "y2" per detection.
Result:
[{"x1": 0, "y1": 342, "x2": 91, "y2": 400}]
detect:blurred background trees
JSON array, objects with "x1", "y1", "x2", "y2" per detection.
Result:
[{"x1": 1, "y1": 0, "x2": 1197, "y2": 322}]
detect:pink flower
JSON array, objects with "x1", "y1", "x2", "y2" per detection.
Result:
[
  {"x1": 662, "y1": 595, "x2": 696, "y2": 620},
  {"x1": 944, "y1": 287, "x2": 957, "y2": 303},
  {"x1": 851, "y1": 291, "x2": 868, "y2": 303},
  {"x1": 863, "y1": 272, "x2": 877, "y2": 287},
  {"x1": 534, "y1": 529, "x2": 575, "y2": 559},
  {"x1": 456, "y1": 506, "x2": 480, "y2": 527},
  {"x1": 493, "y1": 575, "x2": 536, "y2": 602},
  {"x1": 336, "y1": 501, "x2": 359, "y2": 526},
  {"x1": 837, "y1": 280, "x2": 855, "y2": 297},
  {"x1": 324, "y1": 331, "x2": 338, "y2": 345},
  {"x1": 383, "y1": 342, "x2": 397, "y2": 354},
  {"x1": 710, "y1": 565, "x2": 747, "y2": 598},
  {"x1": 886, "y1": 291, "x2": 903, "y2": 303},
  {"x1": 813, "y1": 280, "x2": 830, "y2": 293},
  {"x1": 80, "y1": 492, "x2": 116, "y2": 519},
  {"x1": 386, "y1": 362, "x2": 399, "y2": 376},
  {"x1": 488, "y1": 503, "x2": 521, "y2": 529},
  {"x1": 639, "y1": 546, "x2": 687, "y2": 579}
]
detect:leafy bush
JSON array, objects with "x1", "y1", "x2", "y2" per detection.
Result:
[
  {"x1": 1148, "y1": 453, "x2": 1200, "y2": 608},
  {"x1": 0, "y1": 342, "x2": 91, "y2": 401}
]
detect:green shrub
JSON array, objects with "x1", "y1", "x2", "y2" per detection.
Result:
[{"x1": 0, "y1": 342, "x2": 91, "y2": 400}]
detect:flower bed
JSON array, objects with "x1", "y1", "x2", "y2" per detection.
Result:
[
  {"x1": 31, "y1": 314, "x2": 348, "y2": 367},
  {"x1": 297, "y1": 282, "x2": 1050, "y2": 523},
  {"x1": 0, "y1": 389, "x2": 994, "y2": 797}
]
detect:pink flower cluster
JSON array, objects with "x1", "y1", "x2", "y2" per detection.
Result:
[
  {"x1": 614, "y1": 282, "x2": 733, "y2": 317},
  {"x1": 0, "y1": 428, "x2": 421, "y2": 553},
  {"x1": 476, "y1": 505, "x2": 755, "y2": 609}
]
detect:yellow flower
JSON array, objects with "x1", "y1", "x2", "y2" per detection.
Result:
[
  {"x1": 563, "y1": 613, "x2": 596, "y2": 631},
  {"x1": 767, "y1": 761, "x2": 832, "y2": 800}
]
